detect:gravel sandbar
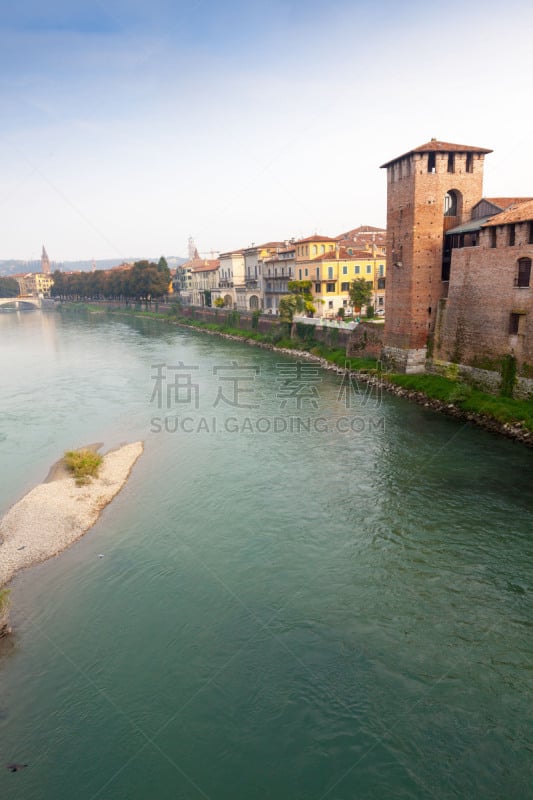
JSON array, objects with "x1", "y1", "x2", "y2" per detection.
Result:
[{"x1": 0, "y1": 441, "x2": 144, "y2": 587}]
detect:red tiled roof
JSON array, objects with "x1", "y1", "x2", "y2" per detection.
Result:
[
  {"x1": 336, "y1": 225, "x2": 385, "y2": 239},
  {"x1": 191, "y1": 260, "x2": 219, "y2": 272},
  {"x1": 255, "y1": 241, "x2": 286, "y2": 250},
  {"x1": 481, "y1": 200, "x2": 533, "y2": 227},
  {"x1": 381, "y1": 139, "x2": 492, "y2": 168},
  {"x1": 295, "y1": 235, "x2": 337, "y2": 244},
  {"x1": 483, "y1": 197, "x2": 533, "y2": 210},
  {"x1": 310, "y1": 247, "x2": 377, "y2": 262},
  {"x1": 277, "y1": 247, "x2": 295, "y2": 255}
]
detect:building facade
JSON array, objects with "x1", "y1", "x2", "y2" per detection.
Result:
[
  {"x1": 263, "y1": 246, "x2": 296, "y2": 313},
  {"x1": 381, "y1": 137, "x2": 533, "y2": 375},
  {"x1": 381, "y1": 139, "x2": 491, "y2": 372},
  {"x1": 213, "y1": 250, "x2": 245, "y2": 308},
  {"x1": 435, "y1": 199, "x2": 533, "y2": 369},
  {"x1": 14, "y1": 272, "x2": 54, "y2": 296},
  {"x1": 190, "y1": 260, "x2": 220, "y2": 306},
  {"x1": 300, "y1": 248, "x2": 386, "y2": 317},
  {"x1": 240, "y1": 242, "x2": 284, "y2": 311}
]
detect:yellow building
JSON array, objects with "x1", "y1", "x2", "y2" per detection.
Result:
[
  {"x1": 34, "y1": 273, "x2": 54, "y2": 296},
  {"x1": 297, "y1": 247, "x2": 386, "y2": 317},
  {"x1": 14, "y1": 272, "x2": 54, "y2": 297},
  {"x1": 294, "y1": 235, "x2": 337, "y2": 263}
]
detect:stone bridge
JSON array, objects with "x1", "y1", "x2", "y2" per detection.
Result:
[{"x1": 0, "y1": 295, "x2": 41, "y2": 309}]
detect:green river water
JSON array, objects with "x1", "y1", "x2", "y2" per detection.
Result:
[{"x1": 0, "y1": 310, "x2": 532, "y2": 799}]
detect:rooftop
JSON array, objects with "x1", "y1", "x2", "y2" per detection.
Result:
[
  {"x1": 311, "y1": 247, "x2": 376, "y2": 262},
  {"x1": 483, "y1": 197, "x2": 533, "y2": 211},
  {"x1": 445, "y1": 216, "x2": 494, "y2": 236},
  {"x1": 482, "y1": 199, "x2": 533, "y2": 227},
  {"x1": 244, "y1": 241, "x2": 285, "y2": 252},
  {"x1": 294, "y1": 234, "x2": 337, "y2": 244},
  {"x1": 380, "y1": 139, "x2": 492, "y2": 168},
  {"x1": 336, "y1": 225, "x2": 386, "y2": 239},
  {"x1": 191, "y1": 260, "x2": 220, "y2": 272}
]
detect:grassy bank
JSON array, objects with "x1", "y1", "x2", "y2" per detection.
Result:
[
  {"x1": 65, "y1": 303, "x2": 378, "y2": 373},
  {"x1": 387, "y1": 373, "x2": 533, "y2": 432},
  {"x1": 59, "y1": 302, "x2": 533, "y2": 437}
]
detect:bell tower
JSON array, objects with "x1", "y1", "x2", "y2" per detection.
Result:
[
  {"x1": 380, "y1": 139, "x2": 492, "y2": 372},
  {"x1": 41, "y1": 245, "x2": 51, "y2": 275}
]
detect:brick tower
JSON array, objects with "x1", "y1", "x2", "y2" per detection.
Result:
[
  {"x1": 380, "y1": 139, "x2": 491, "y2": 372},
  {"x1": 41, "y1": 245, "x2": 50, "y2": 274}
]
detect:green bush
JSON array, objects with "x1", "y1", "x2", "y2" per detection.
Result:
[
  {"x1": 64, "y1": 449, "x2": 103, "y2": 486},
  {"x1": 0, "y1": 589, "x2": 10, "y2": 614},
  {"x1": 500, "y1": 354, "x2": 517, "y2": 398}
]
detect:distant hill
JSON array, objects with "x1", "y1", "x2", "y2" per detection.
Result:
[{"x1": 0, "y1": 256, "x2": 187, "y2": 276}]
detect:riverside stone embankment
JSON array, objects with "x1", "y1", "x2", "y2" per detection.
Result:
[{"x1": 165, "y1": 321, "x2": 533, "y2": 447}]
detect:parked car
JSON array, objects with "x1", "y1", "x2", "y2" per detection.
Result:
[{"x1": 375, "y1": 309, "x2": 385, "y2": 316}]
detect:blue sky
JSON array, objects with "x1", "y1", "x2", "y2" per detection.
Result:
[{"x1": 1, "y1": 0, "x2": 532, "y2": 260}]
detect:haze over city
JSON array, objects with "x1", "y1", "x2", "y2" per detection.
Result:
[{"x1": 1, "y1": 0, "x2": 532, "y2": 261}]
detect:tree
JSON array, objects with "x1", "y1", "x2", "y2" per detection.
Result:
[
  {"x1": 279, "y1": 294, "x2": 305, "y2": 324},
  {"x1": 0, "y1": 277, "x2": 20, "y2": 297},
  {"x1": 129, "y1": 261, "x2": 169, "y2": 302},
  {"x1": 348, "y1": 278, "x2": 373, "y2": 313},
  {"x1": 279, "y1": 279, "x2": 316, "y2": 323}
]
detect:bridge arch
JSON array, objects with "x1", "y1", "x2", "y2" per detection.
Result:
[{"x1": 0, "y1": 296, "x2": 41, "y2": 309}]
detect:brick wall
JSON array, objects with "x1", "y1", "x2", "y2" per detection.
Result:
[
  {"x1": 346, "y1": 322, "x2": 385, "y2": 358},
  {"x1": 435, "y1": 222, "x2": 533, "y2": 370},
  {"x1": 383, "y1": 149, "x2": 486, "y2": 353}
]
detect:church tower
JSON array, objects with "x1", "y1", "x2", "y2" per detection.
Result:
[
  {"x1": 41, "y1": 245, "x2": 50, "y2": 274},
  {"x1": 380, "y1": 139, "x2": 491, "y2": 372}
]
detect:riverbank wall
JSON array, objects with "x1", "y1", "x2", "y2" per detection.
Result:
[{"x1": 58, "y1": 302, "x2": 533, "y2": 446}]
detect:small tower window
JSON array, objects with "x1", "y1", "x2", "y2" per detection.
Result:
[
  {"x1": 466, "y1": 153, "x2": 473, "y2": 173},
  {"x1": 516, "y1": 258, "x2": 531, "y2": 287},
  {"x1": 489, "y1": 227, "x2": 497, "y2": 248},
  {"x1": 447, "y1": 154, "x2": 455, "y2": 173},
  {"x1": 509, "y1": 313, "x2": 521, "y2": 335},
  {"x1": 508, "y1": 225, "x2": 516, "y2": 246},
  {"x1": 428, "y1": 153, "x2": 436, "y2": 173}
]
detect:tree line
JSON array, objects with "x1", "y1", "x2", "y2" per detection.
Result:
[
  {"x1": 51, "y1": 259, "x2": 171, "y2": 302},
  {"x1": 0, "y1": 277, "x2": 20, "y2": 297}
]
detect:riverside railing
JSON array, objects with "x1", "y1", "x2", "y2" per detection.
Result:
[{"x1": 293, "y1": 315, "x2": 358, "y2": 331}]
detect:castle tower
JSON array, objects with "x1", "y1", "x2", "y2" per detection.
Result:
[
  {"x1": 380, "y1": 139, "x2": 492, "y2": 372},
  {"x1": 41, "y1": 245, "x2": 50, "y2": 274}
]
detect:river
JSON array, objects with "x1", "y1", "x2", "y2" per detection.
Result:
[{"x1": 0, "y1": 309, "x2": 532, "y2": 799}]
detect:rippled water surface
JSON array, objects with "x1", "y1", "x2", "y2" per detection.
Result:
[{"x1": 0, "y1": 310, "x2": 532, "y2": 799}]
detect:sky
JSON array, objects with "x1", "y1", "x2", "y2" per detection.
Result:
[{"x1": 1, "y1": 0, "x2": 532, "y2": 261}]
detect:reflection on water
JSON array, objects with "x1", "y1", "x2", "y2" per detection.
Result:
[{"x1": 0, "y1": 310, "x2": 532, "y2": 800}]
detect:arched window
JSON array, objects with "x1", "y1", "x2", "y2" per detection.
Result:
[
  {"x1": 312, "y1": 245, "x2": 317, "y2": 255},
  {"x1": 516, "y1": 258, "x2": 531, "y2": 288},
  {"x1": 444, "y1": 191, "x2": 458, "y2": 216}
]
